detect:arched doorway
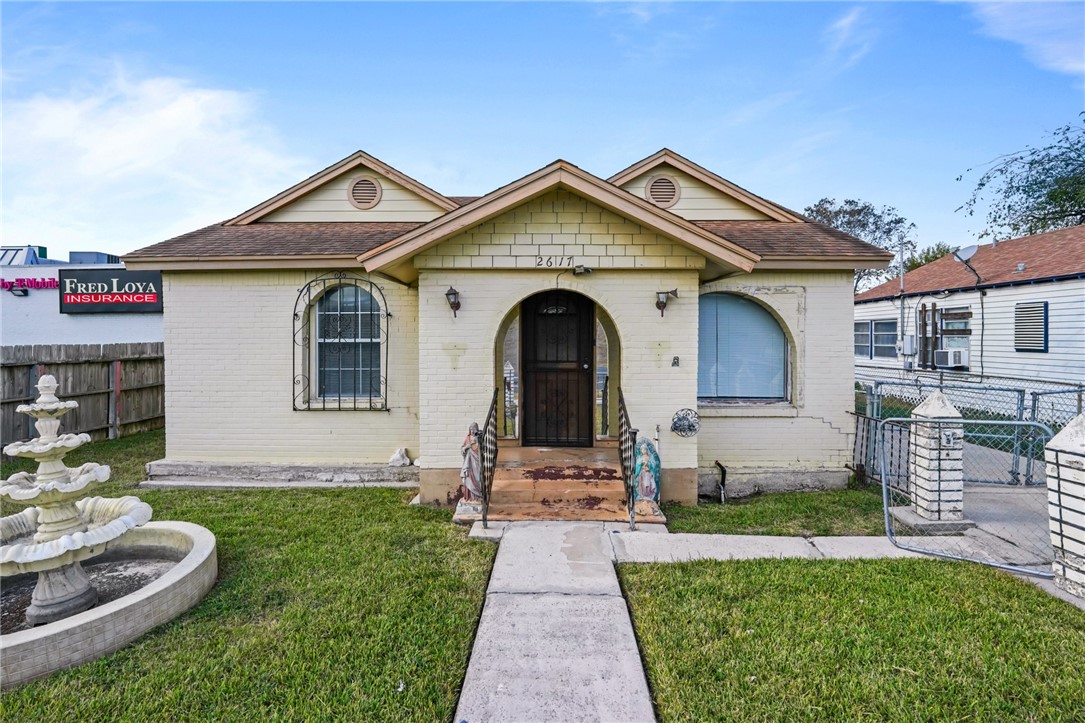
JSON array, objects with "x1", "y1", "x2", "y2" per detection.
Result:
[{"x1": 521, "y1": 289, "x2": 595, "y2": 446}]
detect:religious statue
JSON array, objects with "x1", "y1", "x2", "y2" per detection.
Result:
[
  {"x1": 633, "y1": 435, "x2": 661, "y2": 503},
  {"x1": 460, "y1": 422, "x2": 483, "y2": 502}
]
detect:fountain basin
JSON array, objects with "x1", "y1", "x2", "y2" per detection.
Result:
[{"x1": 0, "y1": 521, "x2": 217, "y2": 689}]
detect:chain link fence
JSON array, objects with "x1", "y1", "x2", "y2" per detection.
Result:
[
  {"x1": 856, "y1": 365, "x2": 1084, "y2": 432},
  {"x1": 874, "y1": 417, "x2": 1054, "y2": 577}
]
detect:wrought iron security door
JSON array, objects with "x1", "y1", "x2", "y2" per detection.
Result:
[{"x1": 521, "y1": 290, "x2": 594, "y2": 446}]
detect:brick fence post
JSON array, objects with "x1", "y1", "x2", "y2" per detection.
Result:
[
  {"x1": 1046, "y1": 413, "x2": 1085, "y2": 598},
  {"x1": 909, "y1": 391, "x2": 964, "y2": 521}
]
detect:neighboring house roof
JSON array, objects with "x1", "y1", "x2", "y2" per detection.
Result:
[
  {"x1": 123, "y1": 149, "x2": 892, "y2": 274},
  {"x1": 855, "y1": 224, "x2": 1085, "y2": 303}
]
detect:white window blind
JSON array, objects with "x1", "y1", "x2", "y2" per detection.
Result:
[{"x1": 698, "y1": 293, "x2": 787, "y2": 400}]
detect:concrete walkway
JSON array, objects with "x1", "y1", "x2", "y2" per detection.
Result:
[{"x1": 454, "y1": 522, "x2": 925, "y2": 723}]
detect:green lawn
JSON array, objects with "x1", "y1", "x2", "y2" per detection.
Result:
[
  {"x1": 1, "y1": 431, "x2": 496, "y2": 721},
  {"x1": 620, "y1": 558, "x2": 1085, "y2": 722},
  {"x1": 663, "y1": 486, "x2": 886, "y2": 537}
]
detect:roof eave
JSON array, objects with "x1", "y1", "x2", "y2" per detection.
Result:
[
  {"x1": 755, "y1": 255, "x2": 894, "y2": 271},
  {"x1": 122, "y1": 254, "x2": 365, "y2": 271}
]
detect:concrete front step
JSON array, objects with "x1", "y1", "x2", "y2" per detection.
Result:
[
  {"x1": 143, "y1": 459, "x2": 419, "y2": 488},
  {"x1": 484, "y1": 500, "x2": 666, "y2": 524},
  {"x1": 490, "y1": 479, "x2": 626, "y2": 504}
]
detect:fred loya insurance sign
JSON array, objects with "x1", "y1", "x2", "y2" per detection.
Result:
[{"x1": 59, "y1": 269, "x2": 164, "y2": 314}]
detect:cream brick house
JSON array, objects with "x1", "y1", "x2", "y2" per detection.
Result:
[{"x1": 125, "y1": 149, "x2": 890, "y2": 509}]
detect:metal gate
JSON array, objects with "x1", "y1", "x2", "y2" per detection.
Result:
[
  {"x1": 877, "y1": 417, "x2": 1054, "y2": 577},
  {"x1": 521, "y1": 290, "x2": 595, "y2": 446}
]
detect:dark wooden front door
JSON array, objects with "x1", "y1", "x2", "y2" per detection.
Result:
[{"x1": 522, "y1": 290, "x2": 594, "y2": 447}]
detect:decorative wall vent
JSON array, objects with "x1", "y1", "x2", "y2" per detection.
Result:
[
  {"x1": 646, "y1": 174, "x2": 680, "y2": 209},
  {"x1": 349, "y1": 175, "x2": 383, "y2": 210}
]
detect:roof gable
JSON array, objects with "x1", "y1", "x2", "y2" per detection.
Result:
[
  {"x1": 855, "y1": 224, "x2": 1085, "y2": 302},
  {"x1": 226, "y1": 151, "x2": 458, "y2": 226},
  {"x1": 413, "y1": 188, "x2": 707, "y2": 272},
  {"x1": 359, "y1": 160, "x2": 761, "y2": 280},
  {"x1": 608, "y1": 149, "x2": 805, "y2": 223}
]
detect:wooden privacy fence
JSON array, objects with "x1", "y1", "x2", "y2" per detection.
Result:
[{"x1": 1, "y1": 343, "x2": 164, "y2": 445}]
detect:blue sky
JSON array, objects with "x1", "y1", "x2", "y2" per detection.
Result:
[{"x1": 3, "y1": 1, "x2": 1083, "y2": 259}]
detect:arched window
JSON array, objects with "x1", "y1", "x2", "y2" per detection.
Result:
[
  {"x1": 293, "y1": 273, "x2": 388, "y2": 411},
  {"x1": 698, "y1": 293, "x2": 788, "y2": 401}
]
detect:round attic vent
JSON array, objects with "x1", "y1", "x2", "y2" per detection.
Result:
[
  {"x1": 349, "y1": 176, "x2": 382, "y2": 210},
  {"x1": 646, "y1": 174, "x2": 680, "y2": 208}
]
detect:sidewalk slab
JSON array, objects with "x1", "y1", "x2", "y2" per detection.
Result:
[
  {"x1": 456, "y1": 522, "x2": 655, "y2": 722},
  {"x1": 487, "y1": 521, "x2": 620, "y2": 596},
  {"x1": 612, "y1": 532, "x2": 821, "y2": 563},
  {"x1": 810, "y1": 536, "x2": 928, "y2": 559},
  {"x1": 454, "y1": 592, "x2": 655, "y2": 723}
]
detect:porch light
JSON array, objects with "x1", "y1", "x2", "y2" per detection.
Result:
[
  {"x1": 655, "y1": 288, "x2": 678, "y2": 317},
  {"x1": 8, "y1": 287, "x2": 29, "y2": 297},
  {"x1": 445, "y1": 286, "x2": 461, "y2": 317}
]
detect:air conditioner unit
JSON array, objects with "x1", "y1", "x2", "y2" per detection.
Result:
[{"x1": 934, "y1": 349, "x2": 970, "y2": 367}]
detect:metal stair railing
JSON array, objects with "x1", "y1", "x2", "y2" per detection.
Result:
[
  {"x1": 617, "y1": 387, "x2": 638, "y2": 531},
  {"x1": 478, "y1": 387, "x2": 500, "y2": 529}
]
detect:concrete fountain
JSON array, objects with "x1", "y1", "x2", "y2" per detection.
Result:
[{"x1": 1, "y1": 376, "x2": 217, "y2": 687}]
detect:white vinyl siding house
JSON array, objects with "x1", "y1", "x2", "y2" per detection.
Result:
[{"x1": 854, "y1": 277, "x2": 1085, "y2": 384}]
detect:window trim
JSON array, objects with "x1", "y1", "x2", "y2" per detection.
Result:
[
  {"x1": 697, "y1": 292, "x2": 791, "y2": 403},
  {"x1": 293, "y1": 272, "x2": 390, "y2": 411}
]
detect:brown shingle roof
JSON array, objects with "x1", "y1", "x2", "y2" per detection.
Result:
[
  {"x1": 125, "y1": 217, "x2": 891, "y2": 263},
  {"x1": 854, "y1": 224, "x2": 1085, "y2": 302},
  {"x1": 694, "y1": 220, "x2": 893, "y2": 258},
  {"x1": 124, "y1": 222, "x2": 425, "y2": 259}
]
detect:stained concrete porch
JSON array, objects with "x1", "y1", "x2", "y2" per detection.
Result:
[{"x1": 457, "y1": 444, "x2": 667, "y2": 524}]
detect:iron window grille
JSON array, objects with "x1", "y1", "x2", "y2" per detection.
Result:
[{"x1": 293, "y1": 271, "x2": 390, "y2": 411}]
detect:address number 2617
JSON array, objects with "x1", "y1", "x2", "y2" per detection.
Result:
[{"x1": 536, "y1": 256, "x2": 575, "y2": 268}]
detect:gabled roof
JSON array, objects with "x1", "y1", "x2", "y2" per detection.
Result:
[
  {"x1": 607, "y1": 148, "x2": 806, "y2": 224},
  {"x1": 359, "y1": 159, "x2": 763, "y2": 276},
  {"x1": 225, "y1": 151, "x2": 458, "y2": 226},
  {"x1": 123, "y1": 149, "x2": 892, "y2": 273},
  {"x1": 855, "y1": 224, "x2": 1085, "y2": 303}
]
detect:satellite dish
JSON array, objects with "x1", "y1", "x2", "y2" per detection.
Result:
[{"x1": 954, "y1": 245, "x2": 978, "y2": 263}]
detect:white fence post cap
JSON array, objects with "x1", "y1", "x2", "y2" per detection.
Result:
[
  {"x1": 911, "y1": 390, "x2": 961, "y2": 419},
  {"x1": 1047, "y1": 413, "x2": 1085, "y2": 454}
]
